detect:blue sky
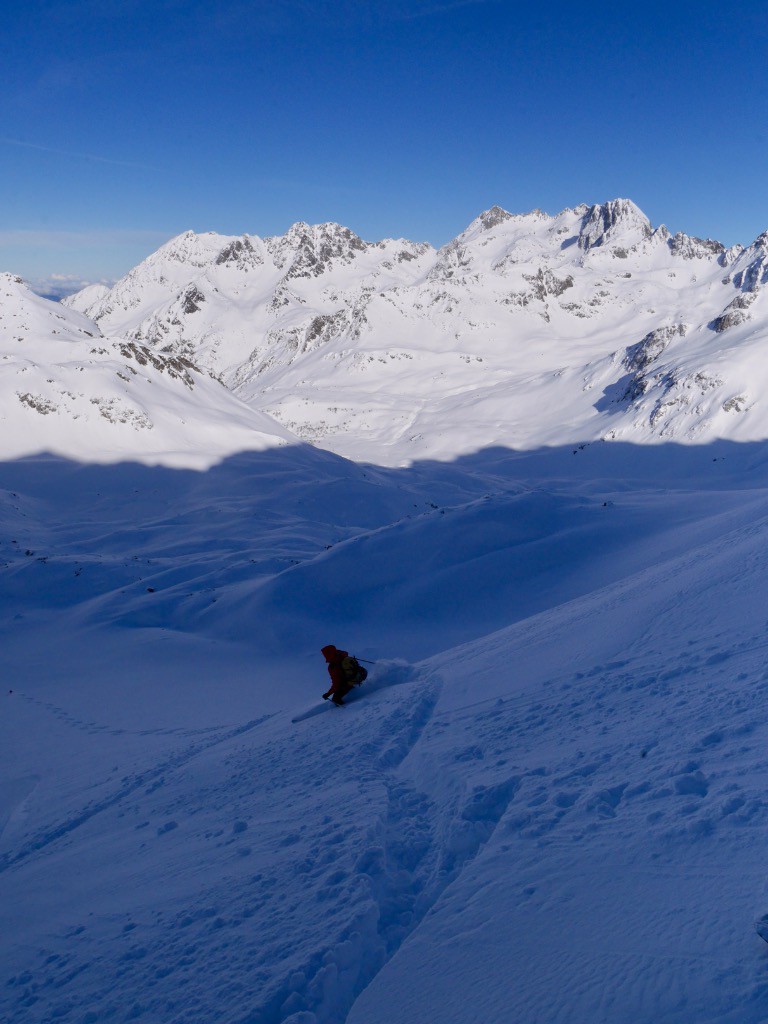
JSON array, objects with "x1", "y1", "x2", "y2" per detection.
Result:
[{"x1": 2, "y1": 0, "x2": 768, "y2": 292}]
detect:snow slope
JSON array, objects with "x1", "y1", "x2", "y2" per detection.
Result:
[
  {"x1": 5, "y1": 204, "x2": 768, "y2": 1023},
  {"x1": 64, "y1": 200, "x2": 768, "y2": 463},
  {"x1": 4, "y1": 439, "x2": 768, "y2": 1023},
  {"x1": 1, "y1": 274, "x2": 294, "y2": 468}
]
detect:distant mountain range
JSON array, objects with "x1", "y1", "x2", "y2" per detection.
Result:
[{"x1": 6, "y1": 198, "x2": 768, "y2": 465}]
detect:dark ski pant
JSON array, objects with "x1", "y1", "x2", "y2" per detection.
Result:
[{"x1": 326, "y1": 682, "x2": 352, "y2": 705}]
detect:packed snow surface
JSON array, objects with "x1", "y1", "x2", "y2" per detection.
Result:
[{"x1": 5, "y1": 200, "x2": 768, "y2": 1023}]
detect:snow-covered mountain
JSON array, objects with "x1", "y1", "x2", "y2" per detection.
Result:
[
  {"x1": 0, "y1": 273, "x2": 294, "y2": 467},
  {"x1": 7, "y1": 202, "x2": 768, "y2": 1024},
  {"x1": 64, "y1": 199, "x2": 768, "y2": 463}
]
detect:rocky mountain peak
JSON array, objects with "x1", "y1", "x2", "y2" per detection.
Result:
[
  {"x1": 280, "y1": 222, "x2": 370, "y2": 281},
  {"x1": 154, "y1": 230, "x2": 231, "y2": 269},
  {"x1": 667, "y1": 233, "x2": 726, "y2": 261},
  {"x1": 214, "y1": 235, "x2": 264, "y2": 270},
  {"x1": 54, "y1": 199, "x2": 768, "y2": 459},
  {"x1": 723, "y1": 229, "x2": 768, "y2": 292},
  {"x1": 578, "y1": 198, "x2": 653, "y2": 253},
  {"x1": 478, "y1": 205, "x2": 514, "y2": 230}
]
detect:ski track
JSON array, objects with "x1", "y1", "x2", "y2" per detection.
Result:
[
  {"x1": 17, "y1": 691, "x2": 225, "y2": 738},
  {"x1": 0, "y1": 714, "x2": 273, "y2": 875},
  {"x1": 1, "y1": 667, "x2": 523, "y2": 1024},
  {"x1": 5, "y1": 619, "x2": 768, "y2": 1022}
]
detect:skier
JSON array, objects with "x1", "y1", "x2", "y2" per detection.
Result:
[{"x1": 321, "y1": 645, "x2": 367, "y2": 706}]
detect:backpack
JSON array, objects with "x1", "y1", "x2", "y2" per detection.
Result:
[{"x1": 340, "y1": 655, "x2": 368, "y2": 685}]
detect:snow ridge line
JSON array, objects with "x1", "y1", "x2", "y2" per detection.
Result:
[
  {"x1": 335, "y1": 779, "x2": 520, "y2": 1023},
  {"x1": 0, "y1": 714, "x2": 273, "y2": 874},
  {"x1": 251, "y1": 676, "x2": 521, "y2": 1024},
  {"x1": 269, "y1": 488, "x2": 519, "y2": 587},
  {"x1": 337, "y1": 678, "x2": 521, "y2": 1024},
  {"x1": 237, "y1": 680, "x2": 443, "y2": 1024},
  {"x1": 372, "y1": 679, "x2": 441, "y2": 771}
]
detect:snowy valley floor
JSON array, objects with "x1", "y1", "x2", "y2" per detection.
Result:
[{"x1": 4, "y1": 441, "x2": 768, "y2": 1022}]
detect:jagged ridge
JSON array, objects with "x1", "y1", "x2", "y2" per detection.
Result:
[{"x1": 51, "y1": 200, "x2": 768, "y2": 463}]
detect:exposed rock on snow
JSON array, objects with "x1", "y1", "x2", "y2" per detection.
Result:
[
  {"x1": 267, "y1": 222, "x2": 369, "y2": 279},
  {"x1": 58, "y1": 199, "x2": 768, "y2": 463},
  {"x1": 625, "y1": 324, "x2": 688, "y2": 374},
  {"x1": 577, "y1": 198, "x2": 654, "y2": 252},
  {"x1": 668, "y1": 231, "x2": 726, "y2": 261},
  {"x1": 478, "y1": 204, "x2": 514, "y2": 230},
  {"x1": 181, "y1": 285, "x2": 206, "y2": 315},
  {"x1": 731, "y1": 233, "x2": 768, "y2": 292},
  {"x1": 215, "y1": 235, "x2": 264, "y2": 269},
  {"x1": 709, "y1": 293, "x2": 755, "y2": 333},
  {"x1": 0, "y1": 275, "x2": 295, "y2": 465},
  {"x1": 522, "y1": 266, "x2": 574, "y2": 299}
]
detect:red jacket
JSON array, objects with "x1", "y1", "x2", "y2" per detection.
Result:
[{"x1": 321, "y1": 645, "x2": 349, "y2": 695}]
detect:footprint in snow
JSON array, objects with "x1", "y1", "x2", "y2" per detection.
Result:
[{"x1": 674, "y1": 771, "x2": 709, "y2": 797}]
